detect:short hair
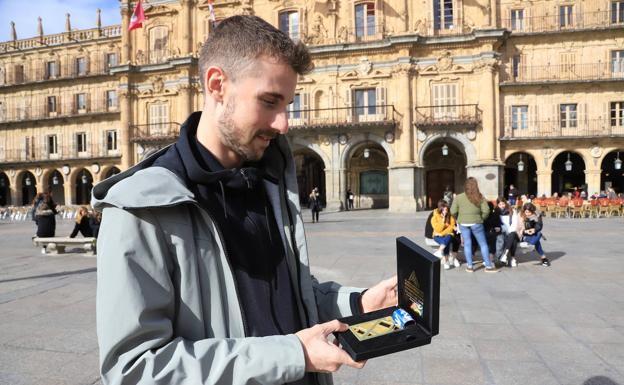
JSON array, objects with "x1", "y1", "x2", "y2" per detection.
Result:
[{"x1": 198, "y1": 15, "x2": 313, "y2": 92}]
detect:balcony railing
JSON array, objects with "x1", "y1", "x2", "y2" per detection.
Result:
[
  {"x1": 501, "y1": 10, "x2": 624, "y2": 34},
  {"x1": 0, "y1": 25, "x2": 121, "y2": 53},
  {"x1": 0, "y1": 101, "x2": 119, "y2": 124},
  {"x1": 501, "y1": 62, "x2": 624, "y2": 84},
  {"x1": 130, "y1": 123, "x2": 181, "y2": 143},
  {"x1": 1, "y1": 145, "x2": 121, "y2": 164},
  {"x1": 501, "y1": 119, "x2": 624, "y2": 139},
  {"x1": 286, "y1": 105, "x2": 397, "y2": 130},
  {"x1": 0, "y1": 57, "x2": 117, "y2": 87},
  {"x1": 414, "y1": 104, "x2": 481, "y2": 129},
  {"x1": 135, "y1": 49, "x2": 178, "y2": 65}
]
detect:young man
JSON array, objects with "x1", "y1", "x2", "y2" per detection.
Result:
[{"x1": 93, "y1": 16, "x2": 396, "y2": 385}]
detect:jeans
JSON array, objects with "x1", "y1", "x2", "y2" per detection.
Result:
[
  {"x1": 524, "y1": 232, "x2": 545, "y2": 256},
  {"x1": 433, "y1": 235, "x2": 453, "y2": 256},
  {"x1": 459, "y1": 223, "x2": 492, "y2": 268}
]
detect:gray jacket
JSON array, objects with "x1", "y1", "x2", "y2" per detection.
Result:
[{"x1": 92, "y1": 136, "x2": 360, "y2": 385}]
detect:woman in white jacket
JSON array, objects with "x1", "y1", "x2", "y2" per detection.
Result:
[{"x1": 497, "y1": 197, "x2": 521, "y2": 267}]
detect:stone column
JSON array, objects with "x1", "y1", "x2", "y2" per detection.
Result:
[
  {"x1": 585, "y1": 169, "x2": 602, "y2": 196},
  {"x1": 119, "y1": 88, "x2": 134, "y2": 170},
  {"x1": 479, "y1": 64, "x2": 497, "y2": 162},
  {"x1": 466, "y1": 165, "x2": 503, "y2": 199},
  {"x1": 388, "y1": 166, "x2": 417, "y2": 212},
  {"x1": 178, "y1": 84, "x2": 193, "y2": 121},
  {"x1": 339, "y1": 167, "x2": 347, "y2": 210},
  {"x1": 395, "y1": 65, "x2": 413, "y2": 165},
  {"x1": 64, "y1": 179, "x2": 74, "y2": 205},
  {"x1": 121, "y1": 1, "x2": 132, "y2": 64},
  {"x1": 536, "y1": 170, "x2": 552, "y2": 197},
  {"x1": 324, "y1": 141, "x2": 343, "y2": 211},
  {"x1": 180, "y1": 0, "x2": 193, "y2": 56}
]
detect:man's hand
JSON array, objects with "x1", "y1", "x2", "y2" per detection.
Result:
[
  {"x1": 295, "y1": 320, "x2": 365, "y2": 372},
  {"x1": 360, "y1": 276, "x2": 398, "y2": 313}
]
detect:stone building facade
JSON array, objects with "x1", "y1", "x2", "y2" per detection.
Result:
[{"x1": 1, "y1": 0, "x2": 623, "y2": 211}]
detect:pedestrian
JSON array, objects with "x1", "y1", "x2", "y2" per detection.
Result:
[
  {"x1": 346, "y1": 188, "x2": 354, "y2": 210},
  {"x1": 69, "y1": 206, "x2": 94, "y2": 238},
  {"x1": 90, "y1": 211, "x2": 102, "y2": 239},
  {"x1": 431, "y1": 200, "x2": 460, "y2": 270},
  {"x1": 483, "y1": 200, "x2": 503, "y2": 263},
  {"x1": 35, "y1": 191, "x2": 57, "y2": 238},
  {"x1": 442, "y1": 185, "x2": 454, "y2": 206},
  {"x1": 31, "y1": 192, "x2": 44, "y2": 224},
  {"x1": 309, "y1": 187, "x2": 322, "y2": 222},
  {"x1": 497, "y1": 197, "x2": 521, "y2": 267},
  {"x1": 507, "y1": 184, "x2": 518, "y2": 206},
  {"x1": 92, "y1": 15, "x2": 397, "y2": 385},
  {"x1": 451, "y1": 177, "x2": 497, "y2": 273},
  {"x1": 519, "y1": 202, "x2": 551, "y2": 267}
]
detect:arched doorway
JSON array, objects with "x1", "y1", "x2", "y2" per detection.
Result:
[
  {"x1": 46, "y1": 170, "x2": 65, "y2": 205},
  {"x1": 294, "y1": 150, "x2": 326, "y2": 207},
  {"x1": 423, "y1": 140, "x2": 467, "y2": 209},
  {"x1": 104, "y1": 167, "x2": 121, "y2": 179},
  {"x1": 348, "y1": 142, "x2": 389, "y2": 209},
  {"x1": 75, "y1": 169, "x2": 93, "y2": 205},
  {"x1": 504, "y1": 152, "x2": 537, "y2": 197},
  {"x1": 20, "y1": 171, "x2": 37, "y2": 205},
  {"x1": 601, "y1": 150, "x2": 624, "y2": 194},
  {"x1": 0, "y1": 172, "x2": 10, "y2": 206},
  {"x1": 551, "y1": 151, "x2": 586, "y2": 196}
]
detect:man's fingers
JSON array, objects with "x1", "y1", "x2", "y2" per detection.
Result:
[
  {"x1": 384, "y1": 275, "x2": 398, "y2": 289},
  {"x1": 321, "y1": 319, "x2": 349, "y2": 336}
]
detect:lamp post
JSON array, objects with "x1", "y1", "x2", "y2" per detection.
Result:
[
  {"x1": 81, "y1": 173, "x2": 88, "y2": 184},
  {"x1": 615, "y1": 152, "x2": 622, "y2": 170},
  {"x1": 517, "y1": 154, "x2": 525, "y2": 172},
  {"x1": 363, "y1": 148, "x2": 370, "y2": 159},
  {"x1": 52, "y1": 175, "x2": 59, "y2": 185},
  {"x1": 441, "y1": 144, "x2": 449, "y2": 156},
  {"x1": 25, "y1": 176, "x2": 32, "y2": 186}
]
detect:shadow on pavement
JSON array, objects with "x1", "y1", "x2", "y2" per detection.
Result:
[
  {"x1": 584, "y1": 376, "x2": 621, "y2": 385},
  {"x1": 0, "y1": 268, "x2": 96, "y2": 283}
]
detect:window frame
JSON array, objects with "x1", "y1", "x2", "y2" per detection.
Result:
[
  {"x1": 511, "y1": 9, "x2": 524, "y2": 31},
  {"x1": 47, "y1": 96, "x2": 57, "y2": 114},
  {"x1": 560, "y1": 103, "x2": 578, "y2": 129},
  {"x1": 354, "y1": 88, "x2": 377, "y2": 117},
  {"x1": 511, "y1": 105, "x2": 529, "y2": 130},
  {"x1": 76, "y1": 57, "x2": 88, "y2": 76},
  {"x1": 355, "y1": 2, "x2": 376, "y2": 39},
  {"x1": 611, "y1": 101, "x2": 624, "y2": 127},
  {"x1": 612, "y1": 0, "x2": 624, "y2": 24},
  {"x1": 106, "y1": 130, "x2": 118, "y2": 151},
  {"x1": 433, "y1": 0, "x2": 454, "y2": 31},
  {"x1": 76, "y1": 132, "x2": 87, "y2": 154},
  {"x1": 47, "y1": 134, "x2": 58, "y2": 155},
  {"x1": 559, "y1": 5, "x2": 574, "y2": 28},
  {"x1": 278, "y1": 10, "x2": 299, "y2": 40},
  {"x1": 106, "y1": 90, "x2": 118, "y2": 110}
]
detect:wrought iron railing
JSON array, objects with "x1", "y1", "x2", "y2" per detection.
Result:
[
  {"x1": 135, "y1": 49, "x2": 178, "y2": 65},
  {"x1": 414, "y1": 104, "x2": 481, "y2": 129},
  {"x1": 0, "y1": 101, "x2": 119, "y2": 123},
  {"x1": 1, "y1": 144, "x2": 120, "y2": 164},
  {"x1": 501, "y1": 10, "x2": 624, "y2": 34},
  {"x1": 500, "y1": 119, "x2": 624, "y2": 139},
  {"x1": 130, "y1": 123, "x2": 181, "y2": 143},
  {"x1": 501, "y1": 62, "x2": 624, "y2": 84},
  {"x1": 286, "y1": 105, "x2": 397, "y2": 130}
]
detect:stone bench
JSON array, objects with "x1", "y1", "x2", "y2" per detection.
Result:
[{"x1": 32, "y1": 237, "x2": 97, "y2": 256}]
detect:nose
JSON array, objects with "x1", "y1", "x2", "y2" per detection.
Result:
[{"x1": 270, "y1": 110, "x2": 289, "y2": 135}]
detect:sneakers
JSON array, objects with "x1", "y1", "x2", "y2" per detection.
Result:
[
  {"x1": 511, "y1": 258, "x2": 518, "y2": 267},
  {"x1": 500, "y1": 252, "x2": 508, "y2": 265},
  {"x1": 541, "y1": 258, "x2": 551, "y2": 267},
  {"x1": 444, "y1": 262, "x2": 451, "y2": 270},
  {"x1": 484, "y1": 265, "x2": 499, "y2": 273},
  {"x1": 453, "y1": 257, "x2": 461, "y2": 268},
  {"x1": 465, "y1": 266, "x2": 474, "y2": 273},
  {"x1": 433, "y1": 250, "x2": 444, "y2": 259}
]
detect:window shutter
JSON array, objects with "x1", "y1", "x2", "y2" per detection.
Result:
[
  {"x1": 86, "y1": 93, "x2": 90, "y2": 112},
  {"x1": 345, "y1": 88, "x2": 352, "y2": 122},
  {"x1": 506, "y1": 105, "x2": 512, "y2": 135},
  {"x1": 85, "y1": 55, "x2": 91, "y2": 75},
  {"x1": 302, "y1": 92, "x2": 310, "y2": 122},
  {"x1": 376, "y1": 86, "x2": 386, "y2": 118},
  {"x1": 72, "y1": 131, "x2": 77, "y2": 154}
]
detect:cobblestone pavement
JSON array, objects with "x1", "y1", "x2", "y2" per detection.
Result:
[{"x1": 1, "y1": 210, "x2": 623, "y2": 385}]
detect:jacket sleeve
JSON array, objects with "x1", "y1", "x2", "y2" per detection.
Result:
[
  {"x1": 97, "y1": 207, "x2": 306, "y2": 385},
  {"x1": 450, "y1": 198, "x2": 459, "y2": 219},
  {"x1": 312, "y1": 277, "x2": 364, "y2": 322},
  {"x1": 480, "y1": 200, "x2": 490, "y2": 220},
  {"x1": 69, "y1": 222, "x2": 79, "y2": 238}
]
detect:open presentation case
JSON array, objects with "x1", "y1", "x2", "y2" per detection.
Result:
[{"x1": 334, "y1": 237, "x2": 440, "y2": 361}]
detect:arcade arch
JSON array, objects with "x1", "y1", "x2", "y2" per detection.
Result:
[
  {"x1": 504, "y1": 152, "x2": 537, "y2": 197},
  {"x1": 600, "y1": 149, "x2": 624, "y2": 194},
  {"x1": 551, "y1": 151, "x2": 586, "y2": 196},
  {"x1": 0, "y1": 172, "x2": 10, "y2": 206},
  {"x1": 44, "y1": 169, "x2": 65, "y2": 205},
  {"x1": 293, "y1": 149, "x2": 326, "y2": 207},
  {"x1": 346, "y1": 141, "x2": 389, "y2": 209},
  {"x1": 18, "y1": 171, "x2": 37, "y2": 205},
  {"x1": 73, "y1": 169, "x2": 94, "y2": 205},
  {"x1": 422, "y1": 139, "x2": 467, "y2": 209}
]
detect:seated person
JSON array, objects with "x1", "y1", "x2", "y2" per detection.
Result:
[
  {"x1": 519, "y1": 203, "x2": 550, "y2": 267},
  {"x1": 430, "y1": 200, "x2": 460, "y2": 270},
  {"x1": 70, "y1": 207, "x2": 94, "y2": 238},
  {"x1": 497, "y1": 198, "x2": 521, "y2": 267},
  {"x1": 484, "y1": 200, "x2": 503, "y2": 263}
]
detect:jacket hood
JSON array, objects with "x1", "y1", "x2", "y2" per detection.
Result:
[{"x1": 91, "y1": 111, "x2": 290, "y2": 210}]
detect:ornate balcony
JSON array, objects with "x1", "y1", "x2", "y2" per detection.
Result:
[
  {"x1": 130, "y1": 123, "x2": 181, "y2": 145},
  {"x1": 414, "y1": 104, "x2": 481, "y2": 130},
  {"x1": 0, "y1": 25, "x2": 121, "y2": 53},
  {"x1": 135, "y1": 49, "x2": 178, "y2": 65},
  {"x1": 500, "y1": 119, "x2": 624, "y2": 140},
  {"x1": 501, "y1": 10, "x2": 624, "y2": 34},
  {"x1": 501, "y1": 62, "x2": 624, "y2": 85},
  {"x1": 286, "y1": 105, "x2": 397, "y2": 132},
  {"x1": 1, "y1": 145, "x2": 120, "y2": 166},
  {"x1": 0, "y1": 101, "x2": 119, "y2": 125}
]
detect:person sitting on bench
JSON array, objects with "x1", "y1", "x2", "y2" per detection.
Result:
[{"x1": 70, "y1": 207, "x2": 94, "y2": 238}]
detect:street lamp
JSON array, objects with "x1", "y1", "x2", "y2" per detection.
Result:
[
  {"x1": 52, "y1": 175, "x2": 59, "y2": 185},
  {"x1": 565, "y1": 152, "x2": 573, "y2": 172},
  {"x1": 81, "y1": 173, "x2": 88, "y2": 184},
  {"x1": 25, "y1": 176, "x2": 32, "y2": 186},
  {"x1": 441, "y1": 143, "x2": 449, "y2": 156},
  {"x1": 363, "y1": 148, "x2": 370, "y2": 159},
  {"x1": 517, "y1": 154, "x2": 525, "y2": 172},
  {"x1": 615, "y1": 152, "x2": 622, "y2": 170}
]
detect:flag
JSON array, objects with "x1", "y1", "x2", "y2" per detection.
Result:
[
  {"x1": 207, "y1": 0, "x2": 216, "y2": 23},
  {"x1": 128, "y1": 0, "x2": 146, "y2": 32}
]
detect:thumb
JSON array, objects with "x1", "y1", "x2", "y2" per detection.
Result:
[{"x1": 321, "y1": 320, "x2": 349, "y2": 336}]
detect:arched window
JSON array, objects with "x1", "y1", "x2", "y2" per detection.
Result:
[{"x1": 149, "y1": 26, "x2": 169, "y2": 64}]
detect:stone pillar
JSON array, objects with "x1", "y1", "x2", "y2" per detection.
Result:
[
  {"x1": 414, "y1": 165, "x2": 426, "y2": 210},
  {"x1": 389, "y1": 166, "x2": 417, "y2": 212},
  {"x1": 180, "y1": 0, "x2": 193, "y2": 56},
  {"x1": 178, "y1": 84, "x2": 193, "y2": 122},
  {"x1": 536, "y1": 170, "x2": 552, "y2": 197},
  {"x1": 585, "y1": 169, "x2": 602, "y2": 196},
  {"x1": 121, "y1": 1, "x2": 132, "y2": 64},
  {"x1": 324, "y1": 168, "x2": 343, "y2": 211},
  {"x1": 119, "y1": 89, "x2": 134, "y2": 170},
  {"x1": 479, "y1": 66, "x2": 497, "y2": 162},
  {"x1": 395, "y1": 65, "x2": 413, "y2": 165},
  {"x1": 64, "y1": 179, "x2": 74, "y2": 205},
  {"x1": 466, "y1": 164, "x2": 503, "y2": 200}
]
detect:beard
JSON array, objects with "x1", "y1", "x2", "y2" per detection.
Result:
[{"x1": 217, "y1": 99, "x2": 278, "y2": 163}]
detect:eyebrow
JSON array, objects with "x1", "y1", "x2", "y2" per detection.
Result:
[{"x1": 260, "y1": 92, "x2": 286, "y2": 102}]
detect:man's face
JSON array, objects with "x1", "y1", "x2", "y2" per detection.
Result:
[{"x1": 217, "y1": 56, "x2": 297, "y2": 163}]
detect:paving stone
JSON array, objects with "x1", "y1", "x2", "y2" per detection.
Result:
[
  {"x1": 422, "y1": 357, "x2": 485, "y2": 385},
  {"x1": 461, "y1": 309, "x2": 511, "y2": 325},
  {"x1": 530, "y1": 342, "x2": 605, "y2": 366},
  {"x1": 545, "y1": 361, "x2": 624, "y2": 385},
  {"x1": 483, "y1": 360, "x2": 559, "y2": 385},
  {"x1": 473, "y1": 340, "x2": 540, "y2": 362},
  {"x1": 589, "y1": 344, "x2": 624, "y2": 375},
  {"x1": 565, "y1": 326, "x2": 624, "y2": 344}
]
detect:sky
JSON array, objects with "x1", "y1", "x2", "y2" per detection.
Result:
[{"x1": 0, "y1": 0, "x2": 121, "y2": 42}]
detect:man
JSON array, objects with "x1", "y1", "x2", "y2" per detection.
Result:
[
  {"x1": 507, "y1": 184, "x2": 518, "y2": 206},
  {"x1": 93, "y1": 16, "x2": 396, "y2": 385}
]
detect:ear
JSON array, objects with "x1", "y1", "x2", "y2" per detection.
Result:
[{"x1": 204, "y1": 66, "x2": 227, "y2": 103}]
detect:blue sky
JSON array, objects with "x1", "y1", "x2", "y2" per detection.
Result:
[{"x1": 0, "y1": 0, "x2": 121, "y2": 42}]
